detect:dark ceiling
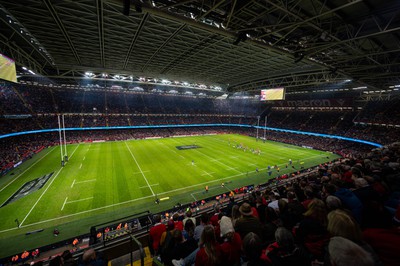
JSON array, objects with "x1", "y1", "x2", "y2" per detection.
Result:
[{"x1": 1, "y1": 0, "x2": 400, "y2": 94}]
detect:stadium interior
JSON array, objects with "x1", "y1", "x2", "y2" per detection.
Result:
[{"x1": 0, "y1": 0, "x2": 400, "y2": 265}]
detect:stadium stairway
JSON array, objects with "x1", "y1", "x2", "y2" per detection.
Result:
[{"x1": 107, "y1": 246, "x2": 155, "y2": 266}]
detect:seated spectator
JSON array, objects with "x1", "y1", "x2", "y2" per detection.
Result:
[
  {"x1": 173, "y1": 213, "x2": 184, "y2": 231},
  {"x1": 79, "y1": 248, "x2": 105, "y2": 266},
  {"x1": 264, "y1": 227, "x2": 310, "y2": 266},
  {"x1": 234, "y1": 203, "x2": 264, "y2": 241},
  {"x1": 362, "y1": 205, "x2": 400, "y2": 266},
  {"x1": 231, "y1": 205, "x2": 241, "y2": 227},
  {"x1": 295, "y1": 199, "x2": 329, "y2": 261},
  {"x1": 194, "y1": 213, "x2": 209, "y2": 242},
  {"x1": 327, "y1": 209, "x2": 382, "y2": 265},
  {"x1": 61, "y1": 250, "x2": 76, "y2": 266},
  {"x1": 225, "y1": 197, "x2": 237, "y2": 218},
  {"x1": 210, "y1": 204, "x2": 222, "y2": 226},
  {"x1": 328, "y1": 236, "x2": 374, "y2": 266},
  {"x1": 332, "y1": 181, "x2": 363, "y2": 223},
  {"x1": 242, "y1": 232, "x2": 267, "y2": 266},
  {"x1": 219, "y1": 216, "x2": 242, "y2": 265},
  {"x1": 195, "y1": 225, "x2": 222, "y2": 266},
  {"x1": 325, "y1": 195, "x2": 342, "y2": 211},
  {"x1": 182, "y1": 210, "x2": 196, "y2": 227}
]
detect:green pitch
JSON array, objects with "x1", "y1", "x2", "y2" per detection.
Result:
[{"x1": 0, "y1": 134, "x2": 339, "y2": 257}]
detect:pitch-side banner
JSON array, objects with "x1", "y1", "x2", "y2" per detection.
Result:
[{"x1": 273, "y1": 98, "x2": 353, "y2": 107}]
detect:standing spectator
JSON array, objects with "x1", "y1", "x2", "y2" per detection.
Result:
[{"x1": 149, "y1": 215, "x2": 166, "y2": 256}]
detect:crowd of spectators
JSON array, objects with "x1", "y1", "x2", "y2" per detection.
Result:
[
  {"x1": 147, "y1": 142, "x2": 400, "y2": 266},
  {"x1": 0, "y1": 84, "x2": 264, "y2": 116},
  {"x1": 1, "y1": 83, "x2": 400, "y2": 176}
]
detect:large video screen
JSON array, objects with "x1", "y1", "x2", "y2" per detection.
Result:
[
  {"x1": 260, "y1": 87, "x2": 285, "y2": 101},
  {"x1": 0, "y1": 53, "x2": 17, "y2": 83}
]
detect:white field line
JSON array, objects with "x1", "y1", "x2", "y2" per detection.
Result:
[
  {"x1": 83, "y1": 156, "x2": 86, "y2": 161},
  {"x1": 139, "y1": 183, "x2": 159, "y2": 189},
  {"x1": 66, "y1": 197, "x2": 93, "y2": 204},
  {"x1": 71, "y1": 179, "x2": 76, "y2": 188},
  {"x1": 75, "y1": 179, "x2": 96, "y2": 185},
  {"x1": 79, "y1": 163, "x2": 82, "y2": 169},
  {"x1": 61, "y1": 197, "x2": 68, "y2": 211},
  {"x1": 0, "y1": 153, "x2": 327, "y2": 234},
  {"x1": 0, "y1": 147, "x2": 56, "y2": 193},
  {"x1": 19, "y1": 144, "x2": 80, "y2": 227},
  {"x1": 133, "y1": 171, "x2": 150, "y2": 175},
  {"x1": 201, "y1": 171, "x2": 215, "y2": 176},
  {"x1": 191, "y1": 193, "x2": 197, "y2": 201},
  {"x1": 124, "y1": 142, "x2": 155, "y2": 196}
]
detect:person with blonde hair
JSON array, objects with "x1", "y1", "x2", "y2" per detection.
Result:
[
  {"x1": 327, "y1": 209, "x2": 362, "y2": 242},
  {"x1": 303, "y1": 198, "x2": 328, "y2": 226},
  {"x1": 327, "y1": 210, "x2": 382, "y2": 265},
  {"x1": 296, "y1": 199, "x2": 329, "y2": 261}
]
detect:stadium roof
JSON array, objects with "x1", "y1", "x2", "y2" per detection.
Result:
[{"x1": 1, "y1": 0, "x2": 400, "y2": 95}]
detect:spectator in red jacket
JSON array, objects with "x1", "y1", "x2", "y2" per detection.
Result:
[
  {"x1": 195, "y1": 225, "x2": 222, "y2": 266},
  {"x1": 149, "y1": 215, "x2": 166, "y2": 255}
]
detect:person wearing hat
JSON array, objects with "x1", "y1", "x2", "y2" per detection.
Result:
[
  {"x1": 234, "y1": 203, "x2": 264, "y2": 241},
  {"x1": 219, "y1": 216, "x2": 242, "y2": 265}
]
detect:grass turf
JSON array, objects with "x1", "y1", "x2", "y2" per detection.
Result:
[{"x1": 0, "y1": 134, "x2": 340, "y2": 258}]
